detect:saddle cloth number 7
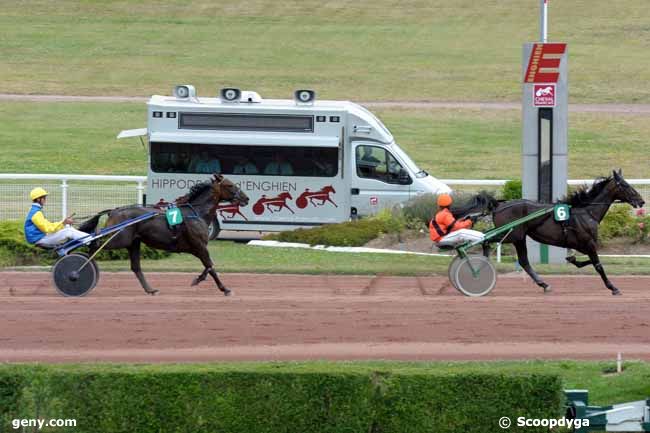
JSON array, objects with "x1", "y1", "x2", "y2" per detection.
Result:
[{"x1": 165, "y1": 208, "x2": 183, "y2": 226}]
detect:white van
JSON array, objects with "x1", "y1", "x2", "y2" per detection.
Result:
[{"x1": 119, "y1": 86, "x2": 450, "y2": 236}]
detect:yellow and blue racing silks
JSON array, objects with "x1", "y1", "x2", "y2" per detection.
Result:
[{"x1": 24, "y1": 203, "x2": 64, "y2": 244}]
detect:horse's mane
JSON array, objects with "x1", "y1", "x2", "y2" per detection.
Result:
[
  {"x1": 561, "y1": 176, "x2": 612, "y2": 207},
  {"x1": 175, "y1": 180, "x2": 213, "y2": 204},
  {"x1": 451, "y1": 191, "x2": 499, "y2": 218}
]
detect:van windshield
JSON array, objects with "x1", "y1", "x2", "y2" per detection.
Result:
[{"x1": 391, "y1": 144, "x2": 427, "y2": 178}]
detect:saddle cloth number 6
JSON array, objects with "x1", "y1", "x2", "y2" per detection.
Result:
[{"x1": 553, "y1": 204, "x2": 570, "y2": 222}]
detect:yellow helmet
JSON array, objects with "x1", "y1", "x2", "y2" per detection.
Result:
[{"x1": 30, "y1": 187, "x2": 48, "y2": 201}]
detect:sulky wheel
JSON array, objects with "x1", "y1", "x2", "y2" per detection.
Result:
[
  {"x1": 52, "y1": 253, "x2": 98, "y2": 297},
  {"x1": 74, "y1": 252, "x2": 100, "y2": 289},
  {"x1": 452, "y1": 255, "x2": 497, "y2": 297},
  {"x1": 447, "y1": 256, "x2": 463, "y2": 289}
]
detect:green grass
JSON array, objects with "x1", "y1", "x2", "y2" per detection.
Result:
[
  {"x1": 0, "y1": 102, "x2": 146, "y2": 175},
  {"x1": 5, "y1": 240, "x2": 649, "y2": 275},
  {"x1": 4, "y1": 360, "x2": 650, "y2": 405},
  {"x1": 1, "y1": 1, "x2": 649, "y2": 103},
  {"x1": 90, "y1": 241, "x2": 650, "y2": 275},
  {"x1": 375, "y1": 108, "x2": 650, "y2": 180},
  {"x1": 2, "y1": 102, "x2": 649, "y2": 179}
]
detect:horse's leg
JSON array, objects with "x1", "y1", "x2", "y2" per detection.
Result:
[
  {"x1": 566, "y1": 255, "x2": 593, "y2": 268},
  {"x1": 128, "y1": 240, "x2": 158, "y2": 295},
  {"x1": 586, "y1": 250, "x2": 621, "y2": 295},
  {"x1": 514, "y1": 240, "x2": 551, "y2": 292},
  {"x1": 191, "y1": 267, "x2": 209, "y2": 286},
  {"x1": 191, "y1": 245, "x2": 231, "y2": 296}
]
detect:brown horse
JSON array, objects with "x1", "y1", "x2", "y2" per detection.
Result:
[
  {"x1": 493, "y1": 170, "x2": 644, "y2": 295},
  {"x1": 79, "y1": 174, "x2": 249, "y2": 295}
]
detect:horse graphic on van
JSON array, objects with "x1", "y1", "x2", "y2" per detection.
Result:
[
  {"x1": 252, "y1": 192, "x2": 295, "y2": 215},
  {"x1": 216, "y1": 203, "x2": 248, "y2": 221},
  {"x1": 296, "y1": 186, "x2": 338, "y2": 209}
]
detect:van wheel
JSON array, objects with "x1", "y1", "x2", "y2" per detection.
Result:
[{"x1": 208, "y1": 219, "x2": 221, "y2": 240}]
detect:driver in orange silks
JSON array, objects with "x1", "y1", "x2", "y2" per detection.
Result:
[{"x1": 430, "y1": 194, "x2": 484, "y2": 247}]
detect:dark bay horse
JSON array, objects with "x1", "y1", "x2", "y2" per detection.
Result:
[
  {"x1": 79, "y1": 174, "x2": 249, "y2": 295},
  {"x1": 493, "y1": 170, "x2": 645, "y2": 295}
]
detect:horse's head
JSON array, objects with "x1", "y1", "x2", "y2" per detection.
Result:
[
  {"x1": 612, "y1": 169, "x2": 645, "y2": 208},
  {"x1": 451, "y1": 191, "x2": 498, "y2": 219},
  {"x1": 324, "y1": 185, "x2": 336, "y2": 194},
  {"x1": 212, "y1": 174, "x2": 249, "y2": 207},
  {"x1": 279, "y1": 192, "x2": 292, "y2": 200}
]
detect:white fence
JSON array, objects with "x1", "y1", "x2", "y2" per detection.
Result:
[
  {"x1": 0, "y1": 174, "x2": 647, "y2": 221},
  {"x1": 0, "y1": 174, "x2": 146, "y2": 221}
]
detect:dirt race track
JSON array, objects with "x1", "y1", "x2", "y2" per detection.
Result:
[{"x1": 1, "y1": 271, "x2": 649, "y2": 363}]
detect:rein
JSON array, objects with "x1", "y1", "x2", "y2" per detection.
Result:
[{"x1": 176, "y1": 203, "x2": 200, "y2": 220}]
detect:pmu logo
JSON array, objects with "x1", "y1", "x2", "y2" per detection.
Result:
[
  {"x1": 534, "y1": 84, "x2": 555, "y2": 107},
  {"x1": 524, "y1": 43, "x2": 566, "y2": 83}
]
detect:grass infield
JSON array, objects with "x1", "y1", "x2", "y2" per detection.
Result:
[
  {"x1": 1, "y1": 1, "x2": 649, "y2": 103},
  {"x1": 1, "y1": 102, "x2": 648, "y2": 180}
]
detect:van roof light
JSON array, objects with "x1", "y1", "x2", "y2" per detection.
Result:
[
  {"x1": 294, "y1": 89, "x2": 316, "y2": 105},
  {"x1": 173, "y1": 85, "x2": 196, "y2": 100},
  {"x1": 220, "y1": 88, "x2": 241, "y2": 103}
]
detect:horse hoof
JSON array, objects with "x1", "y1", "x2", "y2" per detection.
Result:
[
  {"x1": 191, "y1": 279, "x2": 200, "y2": 287},
  {"x1": 542, "y1": 284, "x2": 552, "y2": 293},
  {"x1": 223, "y1": 289, "x2": 232, "y2": 296},
  {"x1": 612, "y1": 289, "x2": 622, "y2": 296},
  {"x1": 146, "y1": 289, "x2": 159, "y2": 296}
]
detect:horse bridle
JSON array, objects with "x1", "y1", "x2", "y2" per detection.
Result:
[{"x1": 213, "y1": 177, "x2": 245, "y2": 205}]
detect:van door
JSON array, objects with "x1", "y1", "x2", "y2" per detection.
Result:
[{"x1": 350, "y1": 143, "x2": 412, "y2": 216}]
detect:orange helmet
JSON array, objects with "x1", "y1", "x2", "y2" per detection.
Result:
[{"x1": 437, "y1": 193, "x2": 452, "y2": 207}]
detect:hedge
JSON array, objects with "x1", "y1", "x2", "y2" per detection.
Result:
[
  {"x1": 0, "y1": 220, "x2": 170, "y2": 267},
  {"x1": 0, "y1": 364, "x2": 563, "y2": 433},
  {"x1": 264, "y1": 210, "x2": 405, "y2": 246}
]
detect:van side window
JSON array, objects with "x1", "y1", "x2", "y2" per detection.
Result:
[
  {"x1": 356, "y1": 145, "x2": 410, "y2": 184},
  {"x1": 150, "y1": 142, "x2": 338, "y2": 177}
]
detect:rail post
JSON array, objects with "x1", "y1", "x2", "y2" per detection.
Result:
[
  {"x1": 136, "y1": 181, "x2": 144, "y2": 205},
  {"x1": 61, "y1": 179, "x2": 68, "y2": 220}
]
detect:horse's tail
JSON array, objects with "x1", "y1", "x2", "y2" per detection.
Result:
[
  {"x1": 451, "y1": 191, "x2": 499, "y2": 219},
  {"x1": 78, "y1": 209, "x2": 112, "y2": 234}
]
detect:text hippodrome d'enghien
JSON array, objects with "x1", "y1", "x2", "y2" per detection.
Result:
[
  {"x1": 151, "y1": 178, "x2": 297, "y2": 193},
  {"x1": 525, "y1": 43, "x2": 566, "y2": 84}
]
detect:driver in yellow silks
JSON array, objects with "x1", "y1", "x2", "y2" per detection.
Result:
[{"x1": 24, "y1": 188, "x2": 89, "y2": 247}]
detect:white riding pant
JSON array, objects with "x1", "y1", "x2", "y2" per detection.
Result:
[
  {"x1": 36, "y1": 226, "x2": 89, "y2": 248},
  {"x1": 437, "y1": 229, "x2": 485, "y2": 247}
]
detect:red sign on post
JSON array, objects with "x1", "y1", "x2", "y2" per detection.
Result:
[
  {"x1": 524, "y1": 43, "x2": 566, "y2": 83},
  {"x1": 533, "y1": 84, "x2": 556, "y2": 107}
]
